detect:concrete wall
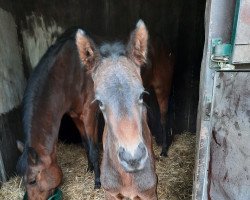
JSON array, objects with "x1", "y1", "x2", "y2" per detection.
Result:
[
  {"x1": 0, "y1": 8, "x2": 26, "y2": 114},
  {"x1": 209, "y1": 72, "x2": 250, "y2": 200},
  {"x1": 0, "y1": 7, "x2": 25, "y2": 182}
]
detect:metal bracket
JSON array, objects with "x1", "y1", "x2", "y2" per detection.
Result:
[{"x1": 210, "y1": 38, "x2": 235, "y2": 70}]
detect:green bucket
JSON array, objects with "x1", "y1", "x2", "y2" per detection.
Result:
[{"x1": 23, "y1": 188, "x2": 62, "y2": 200}]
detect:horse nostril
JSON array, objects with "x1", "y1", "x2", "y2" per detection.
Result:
[
  {"x1": 138, "y1": 142, "x2": 144, "y2": 149},
  {"x1": 118, "y1": 143, "x2": 147, "y2": 172},
  {"x1": 128, "y1": 159, "x2": 138, "y2": 168},
  {"x1": 137, "y1": 142, "x2": 147, "y2": 159},
  {"x1": 118, "y1": 147, "x2": 126, "y2": 161}
]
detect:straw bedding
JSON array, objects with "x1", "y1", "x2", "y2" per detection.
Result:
[{"x1": 0, "y1": 133, "x2": 196, "y2": 200}]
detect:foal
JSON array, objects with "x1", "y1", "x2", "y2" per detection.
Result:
[
  {"x1": 17, "y1": 29, "x2": 100, "y2": 199},
  {"x1": 76, "y1": 20, "x2": 157, "y2": 199}
]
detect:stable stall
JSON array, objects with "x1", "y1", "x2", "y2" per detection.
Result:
[{"x1": 3, "y1": 0, "x2": 245, "y2": 199}]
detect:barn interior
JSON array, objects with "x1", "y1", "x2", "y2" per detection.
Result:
[{"x1": 0, "y1": 0, "x2": 206, "y2": 199}]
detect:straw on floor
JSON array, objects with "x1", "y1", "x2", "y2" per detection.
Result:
[{"x1": 0, "y1": 133, "x2": 196, "y2": 200}]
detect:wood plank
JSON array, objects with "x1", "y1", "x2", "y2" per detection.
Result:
[{"x1": 13, "y1": 0, "x2": 206, "y2": 133}]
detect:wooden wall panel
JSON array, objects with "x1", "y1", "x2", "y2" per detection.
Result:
[{"x1": 11, "y1": 0, "x2": 206, "y2": 133}]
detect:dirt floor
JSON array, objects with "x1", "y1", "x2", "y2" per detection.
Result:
[{"x1": 0, "y1": 133, "x2": 196, "y2": 200}]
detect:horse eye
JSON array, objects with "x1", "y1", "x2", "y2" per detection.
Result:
[
  {"x1": 97, "y1": 100, "x2": 105, "y2": 110},
  {"x1": 29, "y1": 180, "x2": 36, "y2": 185},
  {"x1": 139, "y1": 93, "x2": 144, "y2": 104}
]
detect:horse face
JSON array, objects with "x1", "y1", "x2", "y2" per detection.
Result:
[
  {"x1": 94, "y1": 57, "x2": 149, "y2": 172},
  {"x1": 23, "y1": 148, "x2": 62, "y2": 199},
  {"x1": 76, "y1": 20, "x2": 149, "y2": 172}
]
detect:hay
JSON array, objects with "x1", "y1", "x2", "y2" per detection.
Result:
[
  {"x1": 0, "y1": 176, "x2": 24, "y2": 200},
  {"x1": 155, "y1": 133, "x2": 196, "y2": 200},
  {"x1": 0, "y1": 133, "x2": 196, "y2": 200}
]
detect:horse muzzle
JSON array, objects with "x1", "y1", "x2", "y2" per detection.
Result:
[{"x1": 118, "y1": 142, "x2": 148, "y2": 172}]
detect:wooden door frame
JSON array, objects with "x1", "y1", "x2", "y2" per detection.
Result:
[{"x1": 192, "y1": 0, "x2": 236, "y2": 199}]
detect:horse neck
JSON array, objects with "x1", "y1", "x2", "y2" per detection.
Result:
[
  {"x1": 28, "y1": 113, "x2": 63, "y2": 156},
  {"x1": 26, "y1": 85, "x2": 69, "y2": 156},
  {"x1": 26, "y1": 44, "x2": 85, "y2": 156}
]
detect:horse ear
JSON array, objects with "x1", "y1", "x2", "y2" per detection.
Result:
[
  {"x1": 76, "y1": 29, "x2": 99, "y2": 71},
  {"x1": 28, "y1": 147, "x2": 39, "y2": 165},
  {"x1": 127, "y1": 20, "x2": 149, "y2": 66},
  {"x1": 17, "y1": 140, "x2": 24, "y2": 153}
]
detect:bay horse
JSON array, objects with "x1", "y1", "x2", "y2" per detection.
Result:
[
  {"x1": 16, "y1": 29, "x2": 100, "y2": 199},
  {"x1": 142, "y1": 37, "x2": 174, "y2": 156},
  {"x1": 75, "y1": 20, "x2": 157, "y2": 199}
]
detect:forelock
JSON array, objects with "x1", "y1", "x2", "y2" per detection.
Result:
[{"x1": 99, "y1": 42, "x2": 126, "y2": 58}]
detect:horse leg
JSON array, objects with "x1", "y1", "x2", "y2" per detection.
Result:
[
  {"x1": 71, "y1": 116, "x2": 100, "y2": 188},
  {"x1": 85, "y1": 134, "x2": 101, "y2": 189},
  {"x1": 162, "y1": 93, "x2": 174, "y2": 156},
  {"x1": 145, "y1": 87, "x2": 162, "y2": 145},
  {"x1": 154, "y1": 87, "x2": 172, "y2": 156},
  {"x1": 83, "y1": 136, "x2": 94, "y2": 172},
  {"x1": 83, "y1": 110, "x2": 101, "y2": 189},
  {"x1": 70, "y1": 117, "x2": 93, "y2": 171}
]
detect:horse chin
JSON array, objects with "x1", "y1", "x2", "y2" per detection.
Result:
[{"x1": 27, "y1": 187, "x2": 53, "y2": 200}]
